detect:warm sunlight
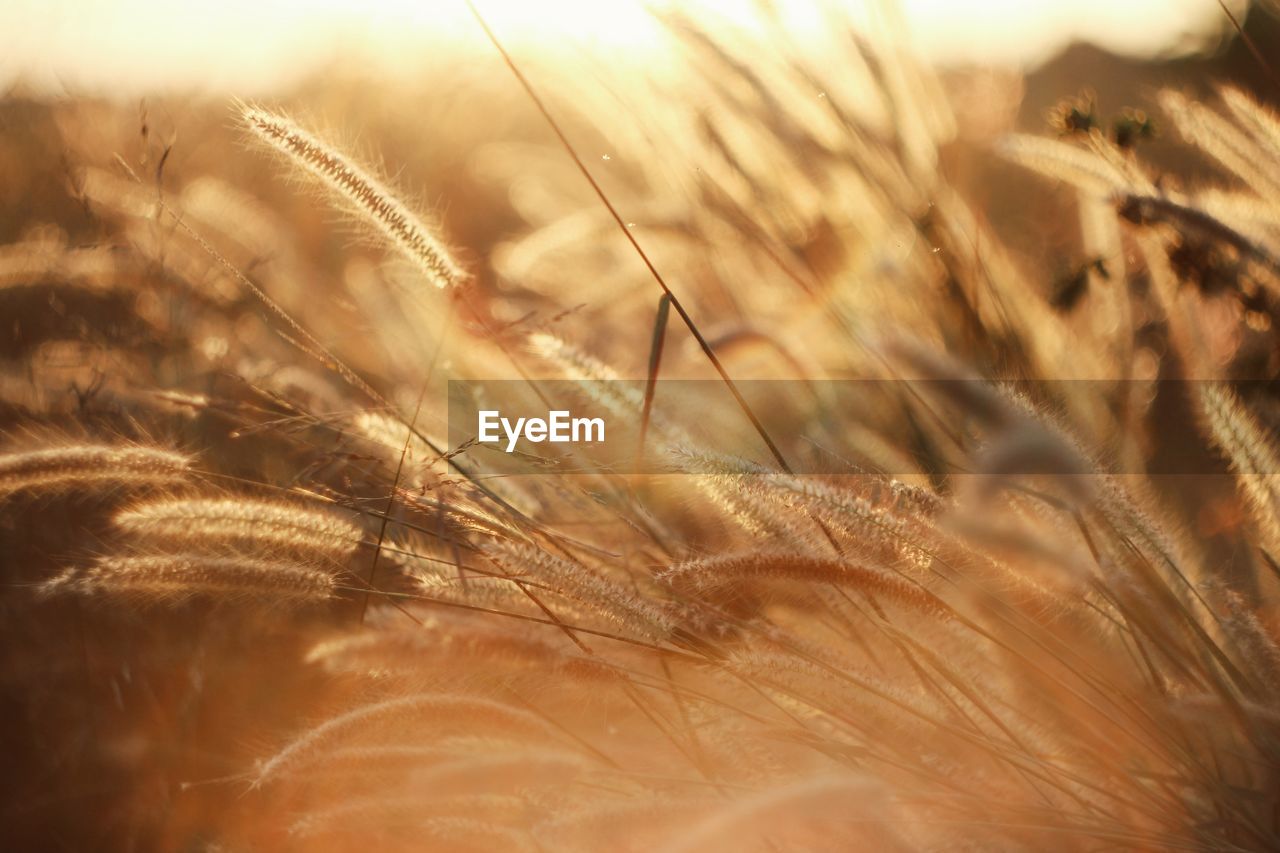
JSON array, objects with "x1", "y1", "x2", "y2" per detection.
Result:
[
  {"x1": 4, "y1": 0, "x2": 1280, "y2": 850},
  {"x1": 0, "y1": 0, "x2": 1245, "y2": 94}
]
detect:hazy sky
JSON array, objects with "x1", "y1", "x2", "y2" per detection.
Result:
[{"x1": 0, "y1": 0, "x2": 1249, "y2": 97}]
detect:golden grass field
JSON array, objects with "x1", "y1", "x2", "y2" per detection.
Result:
[{"x1": 3, "y1": 3, "x2": 1280, "y2": 850}]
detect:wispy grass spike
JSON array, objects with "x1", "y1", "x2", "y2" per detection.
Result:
[
  {"x1": 0, "y1": 444, "x2": 190, "y2": 496},
  {"x1": 42, "y1": 554, "x2": 337, "y2": 606},
  {"x1": 240, "y1": 104, "x2": 467, "y2": 290},
  {"x1": 114, "y1": 496, "x2": 363, "y2": 561}
]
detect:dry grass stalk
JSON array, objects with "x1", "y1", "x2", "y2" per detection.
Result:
[
  {"x1": 1199, "y1": 383, "x2": 1280, "y2": 552},
  {"x1": 661, "y1": 552, "x2": 946, "y2": 617},
  {"x1": 113, "y1": 496, "x2": 362, "y2": 560},
  {"x1": 6, "y1": 10, "x2": 1280, "y2": 851},
  {"x1": 483, "y1": 540, "x2": 675, "y2": 641},
  {"x1": 240, "y1": 105, "x2": 467, "y2": 290},
  {"x1": 0, "y1": 444, "x2": 191, "y2": 496},
  {"x1": 41, "y1": 553, "x2": 337, "y2": 605}
]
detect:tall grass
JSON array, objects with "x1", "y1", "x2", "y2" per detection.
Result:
[{"x1": 1, "y1": 7, "x2": 1279, "y2": 851}]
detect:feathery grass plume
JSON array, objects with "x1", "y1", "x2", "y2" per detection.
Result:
[
  {"x1": 0, "y1": 443, "x2": 191, "y2": 496},
  {"x1": 1159, "y1": 89, "x2": 1280, "y2": 200},
  {"x1": 1221, "y1": 592, "x2": 1280, "y2": 698},
  {"x1": 1218, "y1": 86, "x2": 1280, "y2": 168},
  {"x1": 527, "y1": 332, "x2": 630, "y2": 389},
  {"x1": 408, "y1": 559, "x2": 532, "y2": 603},
  {"x1": 877, "y1": 478, "x2": 948, "y2": 519},
  {"x1": 757, "y1": 474, "x2": 936, "y2": 567},
  {"x1": 1091, "y1": 473, "x2": 1204, "y2": 599},
  {"x1": 306, "y1": 619, "x2": 616, "y2": 682},
  {"x1": 666, "y1": 445, "x2": 770, "y2": 478},
  {"x1": 675, "y1": 447, "x2": 930, "y2": 567},
  {"x1": 1198, "y1": 383, "x2": 1280, "y2": 552},
  {"x1": 661, "y1": 552, "x2": 947, "y2": 617},
  {"x1": 1194, "y1": 187, "x2": 1280, "y2": 247},
  {"x1": 41, "y1": 554, "x2": 337, "y2": 606},
  {"x1": 526, "y1": 332, "x2": 694, "y2": 449},
  {"x1": 351, "y1": 410, "x2": 439, "y2": 466},
  {"x1": 696, "y1": 478, "x2": 778, "y2": 537},
  {"x1": 666, "y1": 446, "x2": 784, "y2": 536},
  {"x1": 997, "y1": 133, "x2": 1131, "y2": 196},
  {"x1": 355, "y1": 398, "x2": 526, "y2": 513},
  {"x1": 482, "y1": 540, "x2": 675, "y2": 641},
  {"x1": 398, "y1": 544, "x2": 584, "y2": 619},
  {"x1": 240, "y1": 104, "x2": 466, "y2": 290},
  {"x1": 113, "y1": 496, "x2": 362, "y2": 561},
  {"x1": 527, "y1": 331, "x2": 666, "y2": 423},
  {"x1": 254, "y1": 694, "x2": 568, "y2": 785},
  {"x1": 408, "y1": 493, "x2": 533, "y2": 539}
]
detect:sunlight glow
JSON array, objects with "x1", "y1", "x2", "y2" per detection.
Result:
[{"x1": 0, "y1": 0, "x2": 1248, "y2": 96}]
